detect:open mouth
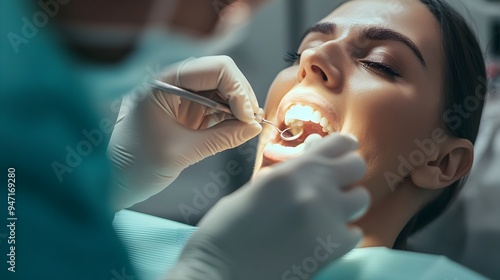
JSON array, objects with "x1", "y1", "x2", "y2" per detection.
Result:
[{"x1": 263, "y1": 102, "x2": 337, "y2": 164}]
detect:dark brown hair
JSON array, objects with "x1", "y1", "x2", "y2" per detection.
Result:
[{"x1": 393, "y1": 0, "x2": 486, "y2": 249}]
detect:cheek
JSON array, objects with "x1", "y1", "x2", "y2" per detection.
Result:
[
  {"x1": 344, "y1": 87, "x2": 438, "y2": 200},
  {"x1": 357, "y1": 94, "x2": 418, "y2": 143},
  {"x1": 264, "y1": 67, "x2": 298, "y2": 117}
]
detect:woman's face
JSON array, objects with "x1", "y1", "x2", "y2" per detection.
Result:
[{"x1": 254, "y1": 0, "x2": 444, "y2": 204}]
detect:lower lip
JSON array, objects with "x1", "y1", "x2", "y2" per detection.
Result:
[
  {"x1": 262, "y1": 124, "x2": 330, "y2": 166},
  {"x1": 262, "y1": 140, "x2": 306, "y2": 166}
]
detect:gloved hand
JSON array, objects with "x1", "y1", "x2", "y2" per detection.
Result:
[
  {"x1": 108, "y1": 56, "x2": 262, "y2": 210},
  {"x1": 166, "y1": 133, "x2": 370, "y2": 280}
]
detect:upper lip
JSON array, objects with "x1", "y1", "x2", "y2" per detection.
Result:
[{"x1": 275, "y1": 88, "x2": 340, "y2": 133}]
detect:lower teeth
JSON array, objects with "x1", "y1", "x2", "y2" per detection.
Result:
[
  {"x1": 304, "y1": 134, "x2": 323, "y2": 146},
  {"x1": 268, "y1": 142, "x2": 306, "y2": 155},
  {"x1": 268, "y1": 133, "x2": 324, "y2": 157}
]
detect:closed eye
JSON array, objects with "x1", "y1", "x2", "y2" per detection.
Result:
[
  {"x1": 360, "y1": 60, "x2": 403, "y2": 78},
  {"x1": 284, "y1": 51, "x2": 301, "y2": 64}
]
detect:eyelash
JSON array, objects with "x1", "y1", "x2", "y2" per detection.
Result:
[
  {"x1": 283, "y1": 51, "x2": 403, "y2": 78},
  {"x1": 283, "y1": 51, "x2": 301, "y2": 64},
  {"x1": 359, "y1": 60, "x2": 403, "y2": 78}
]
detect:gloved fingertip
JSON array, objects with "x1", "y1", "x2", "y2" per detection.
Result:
[
  {"x1": 249, "y1": 94, "x2": 260, "y2": 114},
  {"x1": 244, "y1": 101, "x2": 255, "y2": 120},
  {"x1": 241, "y1": 121, "x2": 262, "y2": 139},
  {"x1": 317, "y1": 133, "x2": 359, "y2": 155},
  {"x1": 249, "y1": 120, "x2": 263, "y2": 132},
  {"x1": 257, "y1": 108, "x2": 265, "y2": 118},
  {"x1": 339, "y1": 132, "x2": 359, "y2": 145},
  {"x1": 350, "y1": 227, "x2": 365, "y2": 248},
  {"x1": 234, "y1": 101, "x2": 256, "y2": 124},
  {"x1": 304, "y1": 134, "x2": 323, "y2": 151},
  {"x1": 346, "y1": 186, "x2": 370, "y2": 222}
]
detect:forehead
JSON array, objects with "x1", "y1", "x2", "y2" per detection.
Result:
[{"x1": 319, "y1": 0, "x2": 443, "y2": 70}]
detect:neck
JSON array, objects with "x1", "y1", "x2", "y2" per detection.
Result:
[{"x1": 353, "y1": 181, "x2": 430, "y2": 248}]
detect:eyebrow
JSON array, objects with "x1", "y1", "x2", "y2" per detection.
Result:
[
  {"x1": 302, "y1": 22, "x2": 427, "y2": 67},
  {"x1": 305, "y1": 22, "x2": 336, "y2": 35}
]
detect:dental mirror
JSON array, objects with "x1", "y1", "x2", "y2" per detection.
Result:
[{"x1": 254, "y1": 115, "x2": 303, "y2": 141}]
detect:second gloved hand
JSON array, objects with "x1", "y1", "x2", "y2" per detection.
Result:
[
  {"x1": 167, "y1": 133, "x2": 370, "y2": 280},
  {"x1": 108, "y1": 56, "x2": 262, "y2": 210}
]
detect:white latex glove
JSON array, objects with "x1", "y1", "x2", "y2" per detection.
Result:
[
  {"x1": 108, "y1": 56, "x2": 262, "y2": 210},
  {"x1": 166, "y1": 133, "x2": 370, "y2": 280}
]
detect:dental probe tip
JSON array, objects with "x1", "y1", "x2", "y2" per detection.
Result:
[{"x1": 254, "y1": 113, "x2": 264, "y2": 123}]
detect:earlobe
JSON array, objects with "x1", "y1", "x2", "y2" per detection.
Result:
[{"x1": 411, "y1": 138, "x2": 474, "y2": 190}]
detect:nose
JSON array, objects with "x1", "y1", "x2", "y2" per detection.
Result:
[{"x1": 297, "y1": 47, "x2": 342, "y2": 89}]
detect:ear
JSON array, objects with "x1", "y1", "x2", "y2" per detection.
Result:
[{"x1": 411, "y1": 138, "x2": 474, "y2": 190}]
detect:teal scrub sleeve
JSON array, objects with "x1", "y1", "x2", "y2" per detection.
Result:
[{"x1": 0, "y1": 1, "x2": 135, "y2": 279}]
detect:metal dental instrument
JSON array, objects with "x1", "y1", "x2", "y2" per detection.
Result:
[{"x1": 150, "y1": 80, "x2": 303, "y2": 141}]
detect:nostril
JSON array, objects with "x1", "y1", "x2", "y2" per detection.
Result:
[
  {"x1": 311, "y1": 65, "x2": 328, "y2": 81},
  {"x1": 301, "y1": 68, "x2": 306, "y2": 79},
  {"x1": 321, "y1": 71, "x2": 328, "y2": 81}
]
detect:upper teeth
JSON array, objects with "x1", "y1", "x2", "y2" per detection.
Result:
[{"x1": 284, "y1": 104, "x2": 334, "y2": 134}]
